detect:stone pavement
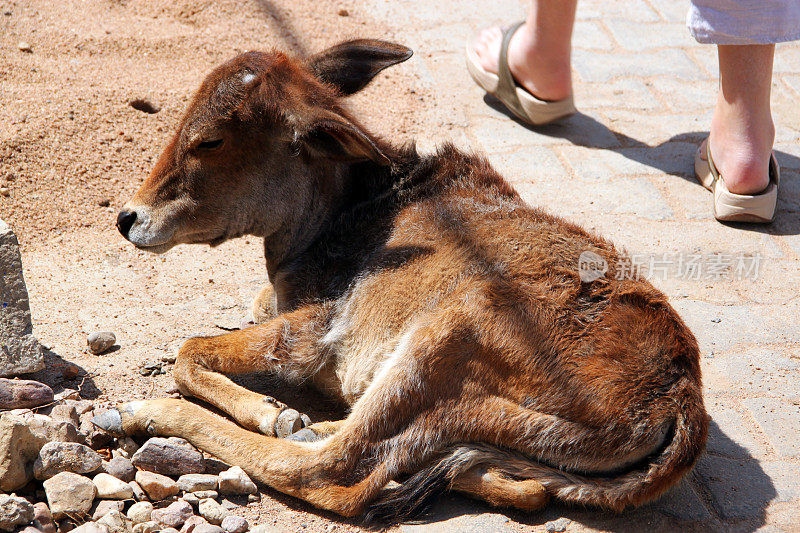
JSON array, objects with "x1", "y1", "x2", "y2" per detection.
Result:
[{"x1": 361, "y1": 0, "x2": 800, "y2": 532}]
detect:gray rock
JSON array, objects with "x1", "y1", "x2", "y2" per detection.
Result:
[
  {"x1": 151, "y1": 501, "x2": 193, "y2": 528},
  {"x1": 93, "y1": 473, "x2": 134, "y2": 499},
  {"x1": 220, "y1": 516, "x2": 248, "y2": 533},
  {"x1": 24, "y1": 412, "x2": 83, "y2": 445},
  {"x1": 80, "y1": 411, "x2": 113, "y2": 450},
  {"x1": 0, "y1": 412, "x2": 46, "y2": 491},
  {"x1": 0, "y1": 493, "x2": 34, "y2": 532},
  {"x1": 177, "y1": 474, "x2": 218, "y2": 493},
  {"x1": 134, "y1": 471, "x2": 179, "y2": 501},
  {"x1": 132, "y1": 437, "x2": 204, "y2": 477},
  {"x1": 0, "y1": 379, "x2": 52, "y2": 409},
  {"x1": 219, "y1": 500, "x2": 236, "y2": 511},
  {"x1": 191, "y1": 491, "x2": 217, "y2": 500},
  {"x1": 86, "y1": 332, "x2": 116, "y2": 355},
  {"x1": 42, "y1": 471, "x2": 97, "y2": 519},
  {"x1": 126, "y1": 502, "x2": 153, "y2": 525},
  {"x1": 32, "y1": 502, "x2": 55, "y2": 533},
  {"x1": 96, "y1": 510, "x2": 131, "y2": 533},
  {"x1": 0, "y1": 219, "x2": 44, "y2": 376},
  {"x1": 72, "y1": 523, "x2": 110, "y2": 533},
  {"x1": 197, "y1": 499, "x2": 227, "y2": 526},
  {"x1": 91, "y1": 501, "x2": 125, "y2": 522},
  {"x1": 181, "y1": 493, "x2": 199, "y2": 507},
  {"x1": 101, "y1": 457, "x2": 136, "y2": 483},
  {"x1": 34, "y1": 441, "x2": 103, "y2": 480},
  {"x1": 218, "y1": 467, "x2": 256, "y2": 496},
  {"x1": 161, "y1": 529, "x2": 180, "y2": 533},
  {"x1": 48, "y1": 404, "x2": 80, "y2": 427}
]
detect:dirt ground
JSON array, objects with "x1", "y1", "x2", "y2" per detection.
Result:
[{"x1": 1, "y1": 0, "x2": 436, "y2": 531}]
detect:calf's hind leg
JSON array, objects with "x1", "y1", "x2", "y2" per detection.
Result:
[{"x1": 173, "y1": 304, "x2": 330, "y2": 437}]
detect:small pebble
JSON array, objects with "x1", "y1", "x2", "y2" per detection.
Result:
[
  {"x1": 0, "y1": 187, "x2": 9, "y2": 197},
  {"x1": 192, "y1": 490, "x2": 217, "y2": 500},
  {"x1": 101, "y1": 456, "x2": 136, "y2": 483},
  {"x1": 42, "y1": 471, "x2": 97, "y2": 519},
  {"x1": 87, "y1": 331, "x2": 116, "y2": 354},
  {"x1": 181, "y1": 515, "x2": 209, "y2": 533},
  {"x1": 545, "y1": 517, "x2": 571, "y2": 533},
  {"x1": 133, "y1": 437, "x2": 205, "y2": 477},
  {"x1": 18, "y1": 41, "x2": 32, "y2": 52},
  {"x1": 177, "y1": 474, "x2": 218, "y2": 493},
  {"x1": 337, "y1": 9, "x2": 349, "y2": 16},
  {"x1": 97, "y1": 509, "x2": 131, "y2": 533}
]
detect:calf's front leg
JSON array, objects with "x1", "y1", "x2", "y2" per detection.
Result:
[{"x1": 172, "y1": 304, "x2": 331, "y2": 437}]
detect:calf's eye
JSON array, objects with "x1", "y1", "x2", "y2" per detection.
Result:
[{"x1": 197, "y1": 138, "x2": 224, "y2": 150}]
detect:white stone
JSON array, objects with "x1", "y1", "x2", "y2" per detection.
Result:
[
  {"x1": 93, "y1": 473, "x2": 134, "y2": 500},
  {"x1": 126, "y1": 502, "x2": 153, "y2": 525},
  {"x1": 218, "y1": 467, "x2": 256, "y2": 496}
]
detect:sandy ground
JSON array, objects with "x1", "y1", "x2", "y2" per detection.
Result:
[{"x1": 1, "y1": 0, "x2": 435, "y2": 531}]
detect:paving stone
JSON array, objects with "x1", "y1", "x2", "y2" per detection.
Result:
[
  {"x1": 648, "y1": 478, "x2": 711, "y2": 521},
  {"x1": 742, "y1": 399, "x2": 800, "y2": 458},
  {"x1": 576, "y1": 0, "x2": 661, "y2": 22},
  {"x1": 489, "y1": 146, "x2": 567, "y2": 184},
  {"x1": 711, "y1": 348, "x2": 800, "y2": 404},
  {"x1": 647, "y1": 0, "x2": 689, "y2": 22},
  {"x1": 0, "y1": 218, "x2": 44, "y2": 376},
  {"x1": 575, "y1": 79, "x2": 660, "y2": 111},
  {"x1": 604, "y1": 20, "x2": 695, "y2": 51},
  {"x1": 704, "y1": 399, "x2": 767, "y2": 458},
  {"x1": 694, "y1": 454, "x2": 776, "y2": 520},
  {"x1": 574, "y1": 49, "x2": 702, "y2": 83},
  {"x1": 572, "y1": 20, "x2": 614, "y2": 51}
]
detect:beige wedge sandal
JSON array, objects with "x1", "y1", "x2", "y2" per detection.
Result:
[
  {"x1": 466, "y1": 21, "x2": 576, "y2": 126},
  {"x1": 694, "y1": 138, "x2": 779, "y2": 223}
]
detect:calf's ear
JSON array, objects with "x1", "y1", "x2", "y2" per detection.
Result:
[
  {"x1": 297, "y1": 112, "x2": 390, "y2": 166},
  {"x1": 308, "y1": 39, "x2": 413, "y2": 95}
]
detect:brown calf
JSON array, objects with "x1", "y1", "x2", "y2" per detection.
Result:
[{"x1": 99, "y1": 39, "x2": 708, "y2": 522}]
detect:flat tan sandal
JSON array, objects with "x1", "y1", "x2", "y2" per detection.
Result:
[
  {"x1": 694, "y1": 138, "x2": 780, "y2": 223},
  {"x1": 466, "y1": 21, "x2": 576, "y2": 126}
]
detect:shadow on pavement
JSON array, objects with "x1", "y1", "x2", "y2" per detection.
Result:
[{"x1": 483, "y1": 95, "x2": 800, "y2": 236}]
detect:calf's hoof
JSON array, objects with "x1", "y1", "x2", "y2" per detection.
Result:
[
  {"x1": 92, "y1": 408, "x2": 124, "y2": 437},
  {"x1": 275, "y1": 408, "x2": 304, "y2": 438}
]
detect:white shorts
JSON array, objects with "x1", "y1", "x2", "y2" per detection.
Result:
[{"x1": 688, "y1": 0, "x2": 800, "y2": 44}]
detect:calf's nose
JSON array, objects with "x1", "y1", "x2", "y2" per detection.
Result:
[{"x1": 116, "y1": 209, "x2": 137, "y2": 238}]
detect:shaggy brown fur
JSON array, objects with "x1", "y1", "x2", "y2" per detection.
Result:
[{"x1": 105, "y1": 39, "x2": 708, "y2": 522}]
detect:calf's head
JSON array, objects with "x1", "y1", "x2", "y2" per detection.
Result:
[{"x1": 117, "y1": 40, "x2": 412, "y2": 253}]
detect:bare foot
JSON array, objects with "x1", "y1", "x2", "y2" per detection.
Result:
[{"x1": 473, "y1": 23, "x2": 572, "y2": 102}]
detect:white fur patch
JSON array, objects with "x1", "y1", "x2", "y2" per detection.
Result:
[{"x1": 241, "y1": 72, "x2": 257, "y2": 85}]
